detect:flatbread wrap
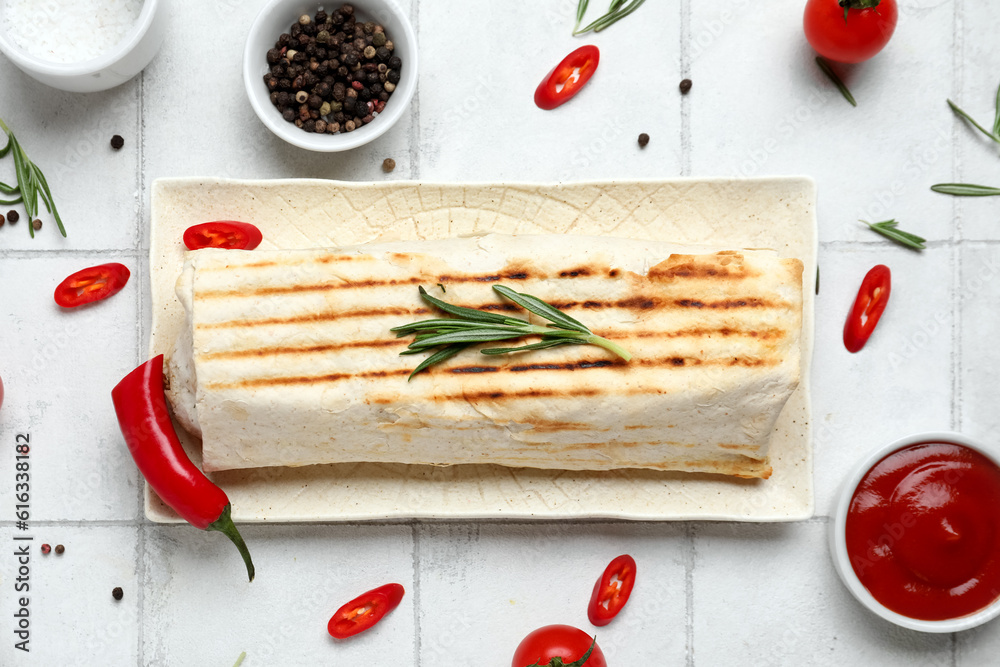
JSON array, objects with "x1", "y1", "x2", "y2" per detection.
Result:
[{"x1": 166, "y1": 233, "x2": 803, "y2": 478}]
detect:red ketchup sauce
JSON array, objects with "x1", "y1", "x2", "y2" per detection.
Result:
[{"x1": 846, "y1": 442, "x2": 1000, "y2": 621}]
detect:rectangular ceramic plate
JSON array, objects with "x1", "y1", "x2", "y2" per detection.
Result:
[{"x1": 149, "y1": 177, "x2": 816, "y2": 522}]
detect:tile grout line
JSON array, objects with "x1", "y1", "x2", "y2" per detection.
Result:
[
  {"x1": 680, "y1": 0, "x2": 691, "y2": 178},
  {"x1": 136, "y1": 66, "x2": 147, "y2": 667},
  {"x1": 408, "y1": 1, "x2": 421, "y2": 181},
  {"x1": 680, "y1": 3, "x2": 694, "y2": 663},
  {"x1": 0, "y1": 249, "x2": 143, "y2": 258},
  {"x1": 412, "y1": 522, "x2": 422, "y2": 667},
  {"x1": 950, "y1": 2, "x2": 963, "y2": 664},
  {"x1": 684, "y1": 522, "x2": 695, "y2": 667}
]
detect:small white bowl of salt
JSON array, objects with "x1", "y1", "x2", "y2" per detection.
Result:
[{"x1": 0, "y1": 0, "x2": 167, "y2": 92}]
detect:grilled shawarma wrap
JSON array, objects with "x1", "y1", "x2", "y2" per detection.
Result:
[{"x1": 166, "y1": 233, "x2": 803, "y2": 478}]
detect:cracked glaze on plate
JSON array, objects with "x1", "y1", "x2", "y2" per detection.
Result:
[{"x1": 148, "y1": 177, "x2": 816, "y2": 522}]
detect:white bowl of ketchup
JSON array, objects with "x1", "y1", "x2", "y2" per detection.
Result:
[{"x1": 831, "y1": 431, "x2": 1000, "y2": 632}]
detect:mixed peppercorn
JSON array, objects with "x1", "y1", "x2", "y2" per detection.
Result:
[{"x1": 264, "y1": 5, "x2": 402, "y2": 134}]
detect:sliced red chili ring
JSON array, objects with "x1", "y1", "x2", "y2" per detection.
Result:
[
  {"x1": 327, "y1": 583, "x2": 405, "y2": 639},
  {"x1": 843, "y1": 264, "x2": 891, "y2": 353},
  {"x1": 534, "y1": 45, "x2": 600, "y2": 110},
  {"x1": 183, "y1": 221, "x2": 263, "y2": 250},
  {"x1": 587, "y1": 554, "x2": 636, "y2": 626},
  {"x1": 53, "y1": 262, "x2": 130, "y2": 308}
]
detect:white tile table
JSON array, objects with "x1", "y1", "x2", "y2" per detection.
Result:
[{"x1": 0, "y1": 1, "x2": 997, "y2": 664}]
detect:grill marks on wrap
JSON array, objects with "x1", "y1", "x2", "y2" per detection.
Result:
[
  {"x1": 195, "y1": 251, "x2": 792, "y2": 393},
  {"x1": 202, "y1": 354, "x2": 781, "y2": 391},
  {"x1": 196, "y1": 298, "x2": 789, "y2": 330}
]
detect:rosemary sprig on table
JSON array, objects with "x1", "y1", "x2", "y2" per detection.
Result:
[
  {"x1": 392, "y1": 285, "x2": 632, "y2": 380},
  {"x1": 947, "y1": 92, "x2": 1000, "y2": 145},
  {"x1": 573, "y1": 0, "x2": 647, "y2": 36},
  {"x1": 0, "y1": 117, "x2": 66, "y2": 237},
  {"x1": 862, "y1": 219, "x2": 926, "y2": 250},
  {"x1": 815, "y1": 57, "x2": 857, "y2": 107},
  {"x1": 930, "y1": 183, "x2": 1000, "y2": 197}
]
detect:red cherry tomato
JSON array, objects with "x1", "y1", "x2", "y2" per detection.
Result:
[
  {"x1": 511, "y1": 625, "x2": 606, "y2": 667},
  {"x1": 53, "y1": 263, "x2": 131, "y2": 308},
  {"x1": 534, "y1": 45, "x2": 600, "y2": 110},
  {"x1": 327, "y1": 583, "x2": 405, "y2": 639},
  {"x1": 588, "y1": 554, "x2": 636, "y2": 626},
  {"x1": 183, "y1": 221, "x2": 263, "y2": 250},
  {"x1": 843, "y1": 264, "x2": 891, "y2": 353},
  {"x1": 804, "y1": 0, "x2": 898, "y2": 63}
]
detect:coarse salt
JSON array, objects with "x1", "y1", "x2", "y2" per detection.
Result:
[{"x1": 1, "y1": 0, "x2": 143, "y2": 64}]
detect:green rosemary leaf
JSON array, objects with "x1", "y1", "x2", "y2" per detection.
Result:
[
  {"x1": 9, "y1": 135, "x2": 36, "y2": 238},
  {"x1": 492, "y1": 285, "x2": 589, "y2": 332},
  {"x1": 407, "y1": 328, "x2": 530, "y2": 349},
  {"x1": 481, "y1": 339, "x2": 583, "y2": 355},
  {"x1": 861, "y1": 219, "x2": 926, "y2": 251},
  {"x1": 815, "y1": 57, "x2": 857, "y2": 107},
  {"x1": 0, "y1": 136, "x2": 10, "y2": 159},
  {"x1": 0, "y1": 196, "x2": 23, "y2": 206},
  {"x1": 593, "y1": 0, "x2": 646, "y2": 33},
  {"x1": 408, "y1": 344, "x2": 470, "y2": 380},
  {"x1": 574, "y1": 0, "x2": 589, "y2": 32},
  {"x1": 233, "y1": 651, "x2": 247, "y2": 667},
  {"x1": 994, "y1": 81, "x2": 1000, "y2": 137},
  {"x1": 931, "y1": 183, "x2": 1000, "y2": 196},
  {"x1": 30, "y1": 163, "x2": 65, "y2": 236},
  {"x1": 574, "y1": 0, "x2": 645, "y2": 35},
  {"x1": 392, "y1": 318, "x2": 500, "y2": 334},
  {"x1": 0, "y1": 180, "x2": 16, "y2": 194},
  {"x1": 418, "y1": 285, "x2": 516, "y2": 324},
  {"x1": 947, "y1": 99, "x2": 1000, "y2": 144}
]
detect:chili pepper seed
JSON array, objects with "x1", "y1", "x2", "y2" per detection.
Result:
[
  {"x1": 679, "y1": 78, "x2": 693, "y2": 94},
  {"x1": 32, "y1": 219, "x2": 42, "y2": 231},
  {"x1": 41, "y1": 543, "x2": 51, "y2": 555},
  {"x1": 7, "y1": 210, "x2": 18, "y2": 224},
  {"x1": 638, "y1": 133, "x2": 650, "y2": 148},
  {"x1": 55, "y1": 544, "x2": 65, "y2": 555},
  {"x1": 112, "y1": 587, "x2": 124, "y2": 601},
  {"x1": 382, "y1": 158, "x2": 396, "y2": 172},
  {"x1": 110, "y1": 135, "x2": 125, "y2": 150}
]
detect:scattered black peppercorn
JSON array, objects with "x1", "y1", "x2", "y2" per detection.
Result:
[
  {"x1": 32, "y1": 218, "x2": 41, "y2": 230},
  {"x1": 382, "y1": 158, "x2": 396, "y2": 173},
  {"x1": 638, "y1": 133, "x2": 650, "y2": 148},
  {"x1": 41, "y1": 543, "x2": 51, "y2": 555},
  {"x1": 266, "y1": 4, "x2": 402, "y2": 135},
  {"x1": 55, "y1": 544, "x2": 65, "y2": 555},
  {"x1": 679, "y1": 78, "x2": 693, "y2": 94},
  {"x1": 110, "y1": 134, "x2": 125, "y2": 150},
  {"x1": 0, "y1": 213, "x2": 5, "y2": 227},
  {"x1": 7, "y1": 210, "x2": 19, "y2": 224},
  {"x1": 112, "y1": 587, "x2": 124, "y2": 601}
]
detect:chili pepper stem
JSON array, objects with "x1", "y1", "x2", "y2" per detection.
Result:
[{"x1": 207, "y1": 504, "x2": 255, "y2": 582}]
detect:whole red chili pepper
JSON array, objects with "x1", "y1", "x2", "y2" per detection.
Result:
[
  {"x1": 534, "y1": 45, "x2": 600, "y2": 110},
  {"x1": 111, "y1": 355, "x2": 254, "y2": 581},
  {"x1": 843, "y1": 264, "x2": 891, "y2": 353}
]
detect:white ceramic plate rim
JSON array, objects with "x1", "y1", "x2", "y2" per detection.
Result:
[
  {"x1": 829, "y1": 430, "x2": 1000, "y2": 632},
  {"x1": 147, "y1": 176, "x2": 816, "y2": 523}
]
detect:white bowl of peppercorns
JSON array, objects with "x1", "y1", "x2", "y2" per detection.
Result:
[{"x1": 244, "y1": 1, "x2": 416, "y2": 152}]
